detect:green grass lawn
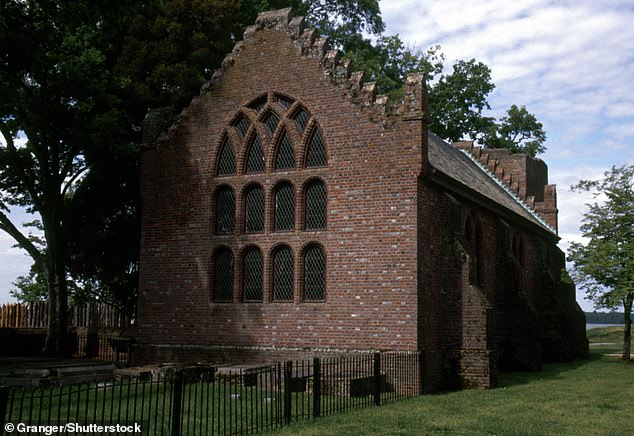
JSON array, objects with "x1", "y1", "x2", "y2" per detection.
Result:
[{"x1": 271, "y1": 327, "x2": 634, "y2": 436}]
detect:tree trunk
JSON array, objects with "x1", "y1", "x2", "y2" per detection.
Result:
[
  {"x1": 622, "y1": 294, "x2": 632, "y2": 362},
  {"x1": 42, "y1": 207, "x2": 69, "y2": 357}
]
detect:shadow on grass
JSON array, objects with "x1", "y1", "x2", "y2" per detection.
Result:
[{"x1": 496, "y1": 351, "x2": 630, "y2": 389}]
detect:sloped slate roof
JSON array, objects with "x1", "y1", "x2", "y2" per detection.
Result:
[{"x1": 427, "y1": 132, "x2": 555, "y2": 235}]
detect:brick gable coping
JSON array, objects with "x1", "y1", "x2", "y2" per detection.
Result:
[
  {"x1": 452, "y1": 140, "x2": 558, "y2": 233},
  {"x1": 428, "y1": 133, "x2": 557, "y2": 238},
  {"x1": 142, "y1": 7, "x2": 427, "y2": 150}
]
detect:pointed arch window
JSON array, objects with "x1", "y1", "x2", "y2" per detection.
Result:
[
  {"x1": 245, "y1": 134, "x2": 265, "y2": 173},
  {"x1": 217, "y1": 138, "x2": 236, "y2": 176},
  {"x1": 213, "y1": 247, "x2": 234, "y2": 302},
  {"x1": 275, "y1": 130, "x2": 295, "y2": 170},
  {"x1": 248, "y1": 95, "x2": 267, "y2": 113},
  {"x1": 245, "y1": 184, "x2": 264, "y2": 233},
  {"x1": 215, "y1": 186, "x2": 235, "y2": 234},
  {"x1": 275, "y1": 94, "x2": 294, "y2": 109},
  {"x1": 263, "y1": 110, "x2": 280, "y2": 134},
  {"x1": 243, "y1": 247, "x2": 263, "y2": 302},
  {"x1": 304, "y1": 245, "x2": 325, "y2": 301},
  {"x1": 476, "y1": 221, "x2": 484, "y2": 286},
  {"x1": 232, "y1": 114, "x2": 250, "y2": 138},
  {"x1": 305, "y1": 180, "x2": 326, "y2": 230},
  {"x1": 293, "y1": 107, "x2": 310, "y2": 132},
  {"x1": 274, "y1": 182, "x2": 295, "y2": 231},
  {"x1": 305, "y1": 127, "x2": 327, "y2": 168},
  {"x1": 273, "y1": 246, "x2": 294, "y2": 301}
]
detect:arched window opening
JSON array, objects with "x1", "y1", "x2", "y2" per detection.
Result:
[
  {"x1": 263, "y1": 110, "x2": 280, "y2": 134},
  {"x1": 232, "y1": 114, "x2": 250, "y2": 138},
  {"x1": 215, "y1": 186, "x2": 235, "y2": 234},
  {"x1": 275, "y1": 182, "x2": 295, "y2": 231},
  {"x1": 464, "y1": 216, "x2": 473, "y2": 246},
  {"x1": 513, "y1": 233, "x2": 524, "y2": 264},
  {"x1": 243, "y1": 247, "x2": 263, "y2": 302},
  {"x1": 217, "y1": 138, "x2": 236, "y2": 176},
  {"x1": 275, "y1": 130, "x2": 295, "y2": 170},
  {"x1": 248, "y1": 95, "x2": 267, "y2": 113},
  {"x1": 304, "y1": 245, "x2": 325, "y2": 301},
  {"x1": 273, "y1": 246, "x2": 294, "y2": 301},
  {"x1": 245, "y1": 134, "x2": 265, "y2": 173},
  {"x1": 275, "y1": 93, "x2": 294, "y2": 109},
  {"x1": 293, "y1": 107, "x2": 310, "y2": 132},
  {"x1": 305, "y1": 180, "x2": 326, "y2": 230},
  {"x1": 245, "y1": 184, "x2": 264, "y2": 233},
  {"x1": 305, "y1": 127, "x2": 327, "y2": 167},
  {"x1": 475, "y1": 221, "x2": 484, "y2": 286},
  {"x1": 213, "y1": 248, "x2": 234, "y2": 302}
]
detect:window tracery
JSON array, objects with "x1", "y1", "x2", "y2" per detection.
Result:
[{"x1": 211, "y1": 92, "x2": 328, "y2": 304}]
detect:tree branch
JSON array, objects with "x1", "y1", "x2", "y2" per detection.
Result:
[
  {"x1": 0, "y1": 121, "x2": 43, "y2": 209},
  {"x1": 61, "y1": 164, "x2": 87, "y2": 198},
  {"x1": 0, "y1": 208, "x2": 43, "y2": 264}
]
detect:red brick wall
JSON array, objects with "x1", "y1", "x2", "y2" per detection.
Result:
[
  {"x1": 136, "y1": 21, "x2": 425, "y2": 362},
  {"x1": 135, "y1": 9, "x2": 587, "y2": 390}
]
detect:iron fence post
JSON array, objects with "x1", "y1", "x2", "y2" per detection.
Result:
[
  {"x1": 373, "y1": 352, "x2": 381, "y2": 406},
  {"x1": 0, "y1": 386, "x2": 9, "y2": 432},
  {"x1": 170, "y1": 371, "x2": 184, "y2": 436},
  {"x1": 419, "y1": 351, "x2": 425, "y2": 394},
  {"x1": 312, "y1": 357, "x2": 321, "y2": 418},
  {"x1": 284, "y1": 361, "x2": 292, "y2": 425}
]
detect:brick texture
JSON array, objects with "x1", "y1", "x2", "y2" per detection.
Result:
[{"x1": 135, "y1": 8, "x2": 588, "y2": 391}]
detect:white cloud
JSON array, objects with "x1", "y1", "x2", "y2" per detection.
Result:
[
  {"x1": 0, "y1": 207, "x2": 38, "y2": 304},
  {"x1": 379, "y1": 0, "x2": 634, "y2": 312}
]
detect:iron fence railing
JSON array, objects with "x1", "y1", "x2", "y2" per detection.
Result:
[{"x1": 1, "y1": 351, "x2": 421, "y2": 435}]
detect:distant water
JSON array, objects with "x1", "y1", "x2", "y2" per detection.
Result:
[{"x1": 586, "y1": 323, "x2": 624, "y2": 330}]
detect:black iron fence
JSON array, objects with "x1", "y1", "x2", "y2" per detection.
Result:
[{"x1": 1, "y1": 352, "x2": 420, "y2": 435}]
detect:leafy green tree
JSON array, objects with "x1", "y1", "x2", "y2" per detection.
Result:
[
  {"x1": 0, "y1": 0, "x2": 388, "y2": 355},
  {"x1": 10, "y1": 267, "x2": 48, "y2": 303},
  {"x1": 427, "y1": 59, "x2": 497, "y2": 143},
  {"x1": 115, "y1": 0, "x2": 240, "y2": 118},
  {"x1": 346, "y1": 36, "x2": 444, "y2": 100},
  {"x1": 568, "y1": 165, "x2": 634, "y2": 361},
  {"x1": 0, "y1": 0, "x2": 140, "y2": 355},
  {"x1": 238, "y1": 0, "x2": 384, "y2": 48},
  {"x1": 485, "y1": 104, "x2": 546, "y2": 157}
]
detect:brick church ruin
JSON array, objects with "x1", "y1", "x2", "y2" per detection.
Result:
[{"x1": 135, "y1": 8, "x2": 588, "y2": 390}]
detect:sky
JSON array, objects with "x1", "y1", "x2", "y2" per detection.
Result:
[{"x1": 1, "y1": 0, "x2": 633, "y2": 311}]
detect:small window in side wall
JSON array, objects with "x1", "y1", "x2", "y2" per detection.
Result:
[
  {"x1": 274, "y1": 182, "x2": 295, "y2": 231},
  {"x1": 304, "y1": 245, "x2": 325, "y2": 301},
  {"x1": 213, "y1": 248, "x2": 234, "y2": 302},
  {"x1": 217, "y1": 138, "x2": 236, "y2": 176},
  {"x1": 216, "y1": 186, "x2": 235, "y2": 234},
  {"x1": 305, "y1": 180, "x2": 326, "y2": 230},
  {"x1": 243, "y1": 247, "x2": 263, "y2": 302},
  {"x1": 245, "y1": 184, "x2": 264, "y2": 233},
  {"x1": 273, "y1": 246, "x2": 294, "y2": 301}
]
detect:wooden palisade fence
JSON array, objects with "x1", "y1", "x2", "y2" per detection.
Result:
[
  {"x1": 0, "y1": 302, "x2": 132, "y2": 362},
  {"x1": 0, "y1": 302, "x2": 131, "y2": 329}
]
